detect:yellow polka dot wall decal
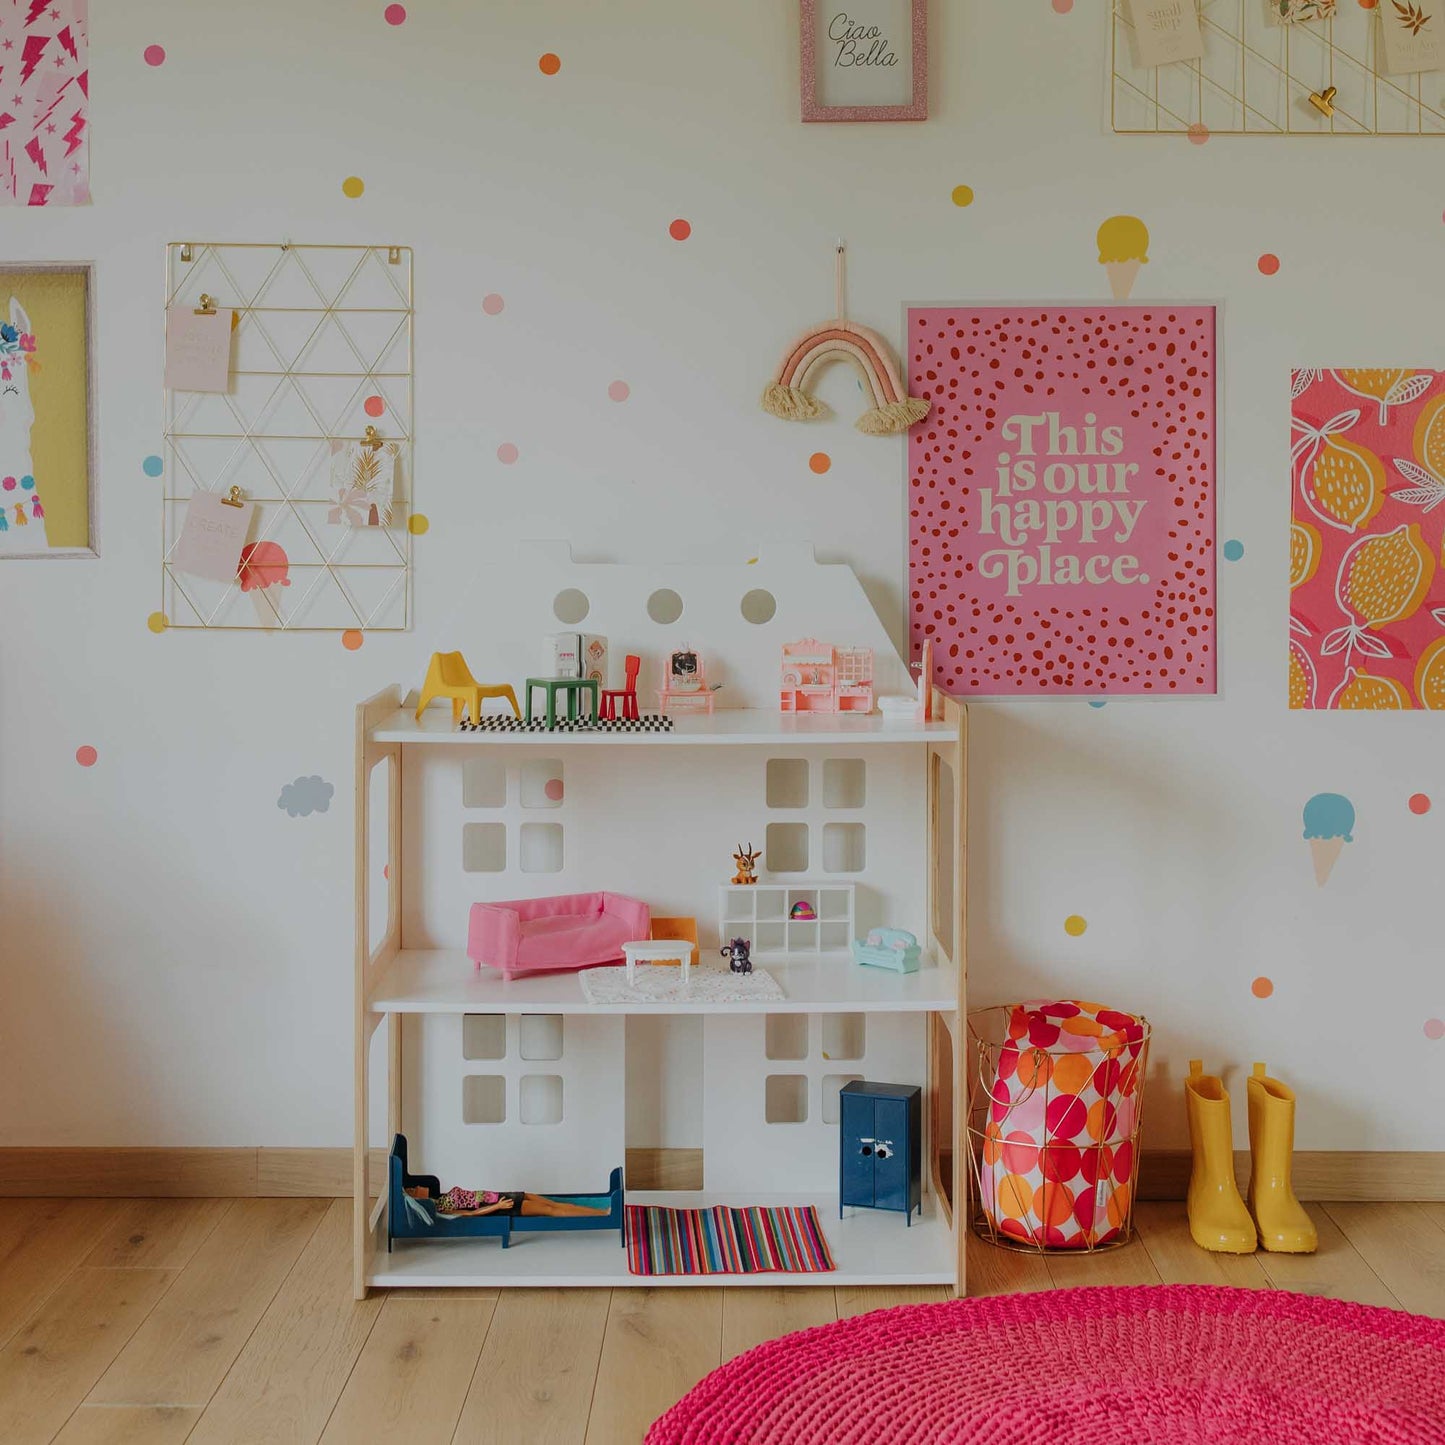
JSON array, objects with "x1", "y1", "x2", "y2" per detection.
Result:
[
  {"x1": 408, "y1": 513, "x2": 429, "y2": 535},
  {"x1": 1064, "y1": 914, "x2": 1087, "y2": 937},
  {"x1": 342, "y1": 176, "x2": 365, "y2": 199},
  {"x1": 147, "y1": 611, "x2": 168, "y2": 634},
  {"x1": 951, "y1": 184, "x2": 975, "y2": 207}
]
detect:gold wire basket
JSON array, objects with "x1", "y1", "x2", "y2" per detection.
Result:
[{"x1": 966, "y1": 1003, "x2": 1151, "y2": 1256}]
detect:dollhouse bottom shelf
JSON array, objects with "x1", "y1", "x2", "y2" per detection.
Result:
[{"x1": 366, "y1": 1190, "x2": 956, "y2": 1289}]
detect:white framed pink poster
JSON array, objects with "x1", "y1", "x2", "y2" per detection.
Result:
[{"x1": 907, "y1": 305, "x2": 1217, "y2": 697}]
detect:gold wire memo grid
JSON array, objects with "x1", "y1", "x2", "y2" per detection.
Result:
[
  {"x1": 162, "y1": 242, "x2": 414, "y2": 631},
  {"x1": 1112, "y1": 0, "x2": 1445, "y2": 136}
]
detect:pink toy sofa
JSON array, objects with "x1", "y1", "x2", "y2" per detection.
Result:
[{"x1": 467, "y1": 892, "x2": 651, "y2": 980}]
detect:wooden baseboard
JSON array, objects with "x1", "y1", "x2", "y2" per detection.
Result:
[
  {"x1": 0, "y1": 1147, "x2": 386, "y2": 1198},
  {"x1": 2, "y1": 1145, "x2": 1442, "y2": 1201},
  {"x1": 1137, "y1": 1149, "x2": 1445, "y2": 1203}
]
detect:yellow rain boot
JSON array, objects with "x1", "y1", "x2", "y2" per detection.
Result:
[
  {"x1": 1184, "y1": 1061, "x2": 1256, "y2": 1254},
  {"x1": 1246, "y1": 1062, "x2": 1318, "y2": 1254}
]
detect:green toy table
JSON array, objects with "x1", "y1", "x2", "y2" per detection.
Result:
[{"x1": 524, "y1": 677, "x2": 601, "y2": 729}]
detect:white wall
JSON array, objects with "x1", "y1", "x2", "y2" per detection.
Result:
[{"x1": 2, "y1": 0, "x2": 1441, "y2": 1152}]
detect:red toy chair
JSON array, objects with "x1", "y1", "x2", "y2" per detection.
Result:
[{"x1": 600, "y1": 654, "x2": 641, "y2": 721}]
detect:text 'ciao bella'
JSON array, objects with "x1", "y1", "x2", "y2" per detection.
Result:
[{"x1": 978, "y1": 411, "x2": 1151, "y2": 598}]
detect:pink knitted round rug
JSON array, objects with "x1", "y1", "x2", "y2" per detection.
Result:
[{"x1": 647, "y1": 1286, "x2": 1445, "y2": 1444}]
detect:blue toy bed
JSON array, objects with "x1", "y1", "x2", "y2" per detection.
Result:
[{"x1": 386, "y1": 1133, "x2": 625, "y2": 1250}]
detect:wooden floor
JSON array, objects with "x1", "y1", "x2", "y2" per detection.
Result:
[{"x1": 2, "y1": 1197, "x2": 1443, "y2": 1444}]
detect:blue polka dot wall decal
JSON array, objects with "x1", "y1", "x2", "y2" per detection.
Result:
[
  {"x1": 1223, "y1": 539, "x2": 1244, "y2": 561},
  {"x1": 1088, "y1": 699, "x2": 1107, "y2": 709},
  {"x1": 142, "y1": 455, "x2": 163, "y2": 477}
]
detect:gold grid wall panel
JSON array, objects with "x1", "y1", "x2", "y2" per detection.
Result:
[{"x1": 162, "y1": 242, "x2": 414, "y2": 631}]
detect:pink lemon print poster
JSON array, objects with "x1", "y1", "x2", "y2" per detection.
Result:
[
  {"x1": 907, "y1": 306, "x2": 1217, "y2": 696},
  {"x1": 1290, "y1": 369, "x2": 1445, "y2": 710}
]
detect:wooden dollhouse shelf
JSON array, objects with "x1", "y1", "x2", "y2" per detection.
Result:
[
  {"x1": 366, "y1": 1188, "x2": 956, "y2": 1289},
  {"x1": 367, "y1": 707, "x2": 955, "y2": 746},
  {"x1": 368, "y1": 948, "x2": 959, "y2": 1015}
]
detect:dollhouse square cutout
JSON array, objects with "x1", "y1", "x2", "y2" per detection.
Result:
[
  {"x1": 462, "y1": 822, "x2": 507, "y2": 873},
  {"x1": 462, "y1": 1074, "x2": 506, "y2": 1125}
]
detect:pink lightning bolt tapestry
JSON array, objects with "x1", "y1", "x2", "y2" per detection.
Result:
[{"x1": 0, "y1": 0, "x2": 88, "y2": 206}]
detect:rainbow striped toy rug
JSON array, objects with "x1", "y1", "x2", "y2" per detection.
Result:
[{"x1": 625, "y1": 1204, "x2": 835, "y2": 1277}]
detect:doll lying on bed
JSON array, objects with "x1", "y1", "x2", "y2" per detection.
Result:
[{"x1": 405, "y1": 1182, "x2": 608, "y2": 1219}]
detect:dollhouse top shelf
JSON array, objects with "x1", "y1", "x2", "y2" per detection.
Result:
[{"x1": 368, "y1": 707, "x2": 956, "y2": 747}]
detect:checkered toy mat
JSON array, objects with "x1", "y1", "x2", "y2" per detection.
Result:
[{"x1": 458, "y1": 715, "x2": 674, "y2": 733}]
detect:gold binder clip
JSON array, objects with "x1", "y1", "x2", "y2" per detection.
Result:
[
  {"x1": 362, "y1": 425, "x2": 385, "y2": 452},
  {"x1": 180, "y1": 243, "x2": 194, "y2": 264},
  {"x1": 1309, "y1": 85, "x2": 1337, "y2": 118},
  {"x1": 387, "y1": 246, "x2": 402, "y2": 264},
  {"x1": 220, "y1": 485, "x2": 246, "y2": 508},
  {"x1": 194, "y1": 293, "x2": 218, "y2": 316}
]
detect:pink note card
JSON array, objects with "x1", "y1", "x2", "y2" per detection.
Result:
[{"x1": 907, "y1": 306, "x2": 1217, "y2": 697}]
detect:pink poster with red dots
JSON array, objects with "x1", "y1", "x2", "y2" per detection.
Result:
[{"x1": 907, "y1": 305, "x2": 1216, "y2": 696}]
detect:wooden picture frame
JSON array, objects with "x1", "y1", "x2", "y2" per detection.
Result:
[
  {"x1": 801, "y1": 0, "x2": 927, "y2": 122},
  {"x1": 0, "y1": 262, "x2": 96, "y2": 559}
]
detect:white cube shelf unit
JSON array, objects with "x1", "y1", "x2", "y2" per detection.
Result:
[
  {"x1": 352, "y1": 548, "x2": 967, "y2": 1297},
  {"x1": 719, "y1": 883, "x2": 855, "y2": 956}
]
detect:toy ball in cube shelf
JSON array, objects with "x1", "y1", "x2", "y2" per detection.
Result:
[
  {"x1": 851, "y1": 928, "x2": 920, "y2": 973},
  {"x1": 975, "y1": 1000, "x2": 1149, "y2": 1251},
  {"x1": 789, "y1": 900, "x2": 817, "y2": 920},
  {"x1": 779, "y1": 639, "x2": 873, "y2": 715}
]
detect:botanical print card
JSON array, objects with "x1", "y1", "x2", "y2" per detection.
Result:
[
  {"x1": 1265, "y1": 0, "x2": 1336, "y2": 23},
  {"x1": 1378, "y1": 0, "x2": 1445, "y2": 74},
  {"x1": 0, "y1": 0, "x2": 89, "y2": 206},
  {"x1": 906, "y1": 306, "x2": 1217, "y2": 698},
  {"x1": 172, "y1": 491, "x2": 254, "y2": 582},
  {"x1": 1123, "y1": 0, "x2": 1205, "y2": 66},
  {"x1": 1290, "y1": 369, "x2": 1445, "y2": 709},
  {"x1": 327, "y1": 439, "x2": 400, "y2": 527}
]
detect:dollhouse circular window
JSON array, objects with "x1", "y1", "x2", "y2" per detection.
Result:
[
  {"x1": 740, "y1": 589, "x2": 776, "y2": 625},
  {"x1": 646, "y1": 588, "x2": 684, "y2": 624},
  {"x1": 553, "y1": 588, "x2": 590, "y2": 625}
]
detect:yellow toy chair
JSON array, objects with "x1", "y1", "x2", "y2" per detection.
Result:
[{"x1": 415, "y1": 651, "x2": 520, "y2": 726}]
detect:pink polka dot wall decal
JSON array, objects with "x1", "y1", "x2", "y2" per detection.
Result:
[
  {"x1": 497, "y1": 442, "x2": 519, "y2": 465},
  {"x1": 143, "y1": 44, "x2": 166, "y2": 66},
  {"x1": 1063, "y1": 914, "x2": 1087, "y2": 937},
  {"x1": 608, "y1": 380, "x2": 630, "y2": 402},
  {"x1": 669, "y1": 218, "x2": 692, "y2": 241},
  {"x1": 481, "y1": 293, "x2": 505, "y2": 316},
  {"x1": 342, "y1": 629, "x2": 364, "y2": 651},
  {"x1": 342, "y1": 176, "x2": 365, "y2": 199},
  {"x1": 383, "y1": 864, "x2": 390, "y2": 880},
  {"x1": 75, "y1": 745, "x2": 97, "y2": 767},
  {"x1": 1252, "y1": 976, "x2": 1274, "y2": 999},
  {"x1": 539, "y1": 52, "x2": 561, "y2": 75},
  {"x1": 1258, "y1": 253, "x2": 1281, "y2": 275},
  {"x1": 1187, "y1": 122, "x2": 1210, "y2": 144},
  {"x1": 1425, "y1": 1018, "x2": 1444, "y2": 1039},
  {"x1": 1052, "y1": 0, "x2": 1073, "y2": 11},
  {"x1": 544, "y1": 778, "x2": 565, "y2": 802},
  {"x1": 384, "y1": 3, "x2": 407, "y2": 23},
  {"x1": 1410, "y1": 792, "x2": 1432, "y2": 815},
  {"x1": 363, "y1": 395, "x2": 385, "y2": 418}
]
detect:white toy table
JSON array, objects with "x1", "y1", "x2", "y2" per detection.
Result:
[{"x1": 621, "y1": 938, "x2": 692, "y2": 987}]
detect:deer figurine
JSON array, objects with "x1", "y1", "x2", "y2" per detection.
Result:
[{"x1": 731, "y1": 843, "x2": 761, "y2": 886}]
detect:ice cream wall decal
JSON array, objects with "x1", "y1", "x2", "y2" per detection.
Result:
[
  {"x1": 238, "y1": 541, "x2": 290, "y2": 627},
  {"x1": 1302, "y1": 791, "x2": 1354, "y2": 886},
  {"x1": 1097, "y1": 217, "x2": 1149, "y2": 301}
]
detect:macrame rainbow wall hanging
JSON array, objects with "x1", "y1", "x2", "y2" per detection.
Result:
[{"x1": 761, "y1": 245, "x2": 929, "y2": 437}]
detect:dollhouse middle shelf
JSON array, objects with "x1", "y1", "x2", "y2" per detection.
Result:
[
  {"x1": 367, "y1": 707, "x2": 956, "y2": 747},
  {"x1": 368, "y1": 949, "x2": 959, "y2": 1015}
]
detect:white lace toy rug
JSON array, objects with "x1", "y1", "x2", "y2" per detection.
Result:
[{"x1": 580, "y1": 965, "x2": 784, "y2": 1006}]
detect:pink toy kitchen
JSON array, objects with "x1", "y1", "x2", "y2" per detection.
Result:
[{"x1": 779, "y1": 638, "x2": 875, "y2": 715}]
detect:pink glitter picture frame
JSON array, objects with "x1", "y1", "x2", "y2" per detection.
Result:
[{"x1": 800, "y1": 0, "x2": 927, "y2": 123}]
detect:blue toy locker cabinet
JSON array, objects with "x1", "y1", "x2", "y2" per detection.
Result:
[{"x1": 838, "y1": 1080, "x2": 922, "y2": 1225}]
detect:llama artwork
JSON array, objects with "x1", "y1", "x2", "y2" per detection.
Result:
[{"x1": 0, "y1": 298, "x2": 49, "y2": 550}]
